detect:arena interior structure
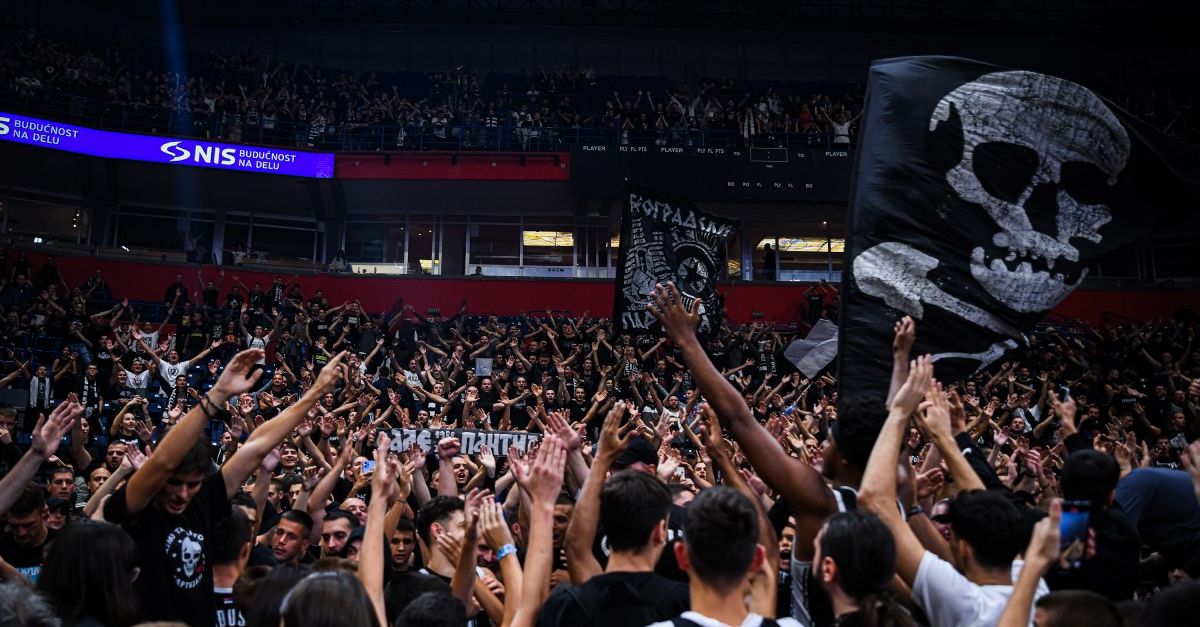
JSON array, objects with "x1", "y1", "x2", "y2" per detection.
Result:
[{"x1": 1, "y1": 0, "x2": 1199, "y2": 325}]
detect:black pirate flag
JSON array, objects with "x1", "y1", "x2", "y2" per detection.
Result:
[
  {"x1": 614, "y1": 187, "x2": 736, "y2": 337},
  {"x1": 840, "y1": 56, "x2": 1198, "y2": 401}
]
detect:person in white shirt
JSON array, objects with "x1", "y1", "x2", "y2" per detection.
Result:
[
  {"x1": 134, "y1": 331, "x2": 219, "y2": 392},
  {"x1": 859, "y1": 357, "x2": 1047, "y2": 627},
  {"x1": 647, "y1": 487, "x2": 802, "y2": 627}
]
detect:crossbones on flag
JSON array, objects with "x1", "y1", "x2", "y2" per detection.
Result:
[
  {"x1": 614, "y1": 187, "x2": 737, "y2": 337},
  {"x1": 840, "y1": 56, "x2": 1198, "y2": 400}
]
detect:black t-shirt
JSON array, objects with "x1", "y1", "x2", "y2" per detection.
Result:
[
  {"x1": 214, "y1": 587, "x2": 245, "y2": 627},
  {"x1": 0, "y1": 529, "x2": 56, "y2": 582},
  {"x1": 536, "y1": 571, "x2": 689, "y2": 627},
  {"x1": 104, "y1": 470, "x2": 232, "y2": 626}
]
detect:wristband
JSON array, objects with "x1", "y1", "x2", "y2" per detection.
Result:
[
  {"x1": 496, "y1": 543, "x2": 517, "y2": 560},
  {"x1": 906, "y1": 505, "x2": 925, "y2": 518}
]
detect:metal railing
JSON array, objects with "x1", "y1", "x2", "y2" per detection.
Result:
[{"x1": 0, "y1": 88, "x2": 849, "y2": 153}]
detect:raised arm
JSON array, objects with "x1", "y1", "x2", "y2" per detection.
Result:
[
  {"x1": 361, "y1": 432, "x2": 397, "y2": 627},
  {"x1": 0, "y1": 403, "x2": 81, "y2": 517},
  {"x1": 121, "y1": 349, "x2": 265, "y2": 515},
  {"x1": 565, "y1": 401, "x2": 635, "y2": 584},
  {"x1": 223, "y1": 353, "x2": 349, "y2": 496},
  {"x1": 857, "y1": 356, "x2": 934, "y2": 587},
  {"x1": 648, "y1": 282, "x2": 835, "y2": 554},
  {"x1": 509, "y1": 434, "x2": 567, "y2": 627}
]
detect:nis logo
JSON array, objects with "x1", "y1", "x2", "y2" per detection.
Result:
[{"x1": 160, "y1": 140, "x2": 236, "y2": 165}]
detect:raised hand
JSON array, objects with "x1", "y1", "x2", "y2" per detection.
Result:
[
  {"x1": 915, "y1": 378, "x2": 953, "y2": 441},
  {"x1": 261, "y1": 446, "x2": 283, "y2": 473},
  {"x1": 597, "y1": 401, "x2": 636, "y2": 463},
  {"x1": 890, "y1": 354, "x2": 933, "y2": 417},
  {"x1": 545, "y1": 411, "x2": 581, "y2": 451},
  {"x1": 515, "y1": 434, "x2": 567, "y2": 505},
  {"x1": 372, "y1": 432, "x2": 397, "y2": 498},
  {"x1": 408, "y1": 444, "x2": 427, "y2": 471},
  {"x1": 313, "y1": 351, "x2": 349, "y2": 395},
  {"x1": 135, "y1": 417, "x2": 155, "y2": 442},
  {"x1": 647, "y1": 282, "x2": 699, "y2": 342},
  {"x1": 478, "y1": 444, "x2": 497, "y2": 476},
  {"x1": 30, "y1": 400, "x2": 82, "y2": 459},
  {"x1": 437, "y1": 436, "x2": 462, "y2": 460},
  {"x1": 893, "y1": 316, "x2": 916, "y2": 356},
  {"x1": 463, "y1": 487, "x2": 489, "y2": 532},
  {"x1": 301, "y1": 465, "x2": 325, "y2": 492},
  {"x1": 479, "y1": 499, "x2": 515, "y2": 551},
  {"x1": 125, "y1": 444, "x2": 149, "y2": 471},
  {"x1": 915, "y1": 468, "x2": 945, "y2": 502},
  {"x1": 213, "y1": 349, "x2": 266, "y2": 399},
  {"x1": 1050, "y1": 390, "x2": 1077, "y2": 434}
]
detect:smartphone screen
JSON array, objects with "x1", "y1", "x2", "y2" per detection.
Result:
[
  {"x1": 1059, "y1": 500, "x2": 1090, "y2": 570},
  {"x1": 361, "y1": 460, "x2": 376, "y2": 475}
]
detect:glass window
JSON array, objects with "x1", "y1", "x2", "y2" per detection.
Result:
[
  {"x1": 117, "y1": 214, "x2": 184, "y2": 252},
  {"x1": 253, "y1": 225, "x2": 315, "y2": 261},
  {"x1": 409, "y1": 222, "x2": 436, "y2": 274},
  {"x1": 470, "y1": 224, "x2": 520, "y2": 266},
  {"x1": 523, "y1": 230, "x2": 573, "y2": 266},
  {"x1": 4, "y1": 199, "x2": 87, "y2": 243},
  {"x1": 346, "y1": 222, "x2": 385, "y2": 263}
]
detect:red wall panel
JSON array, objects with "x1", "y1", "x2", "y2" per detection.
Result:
[{"x1": 21, "y1": 252, "x2": 1200, "y2": 326}]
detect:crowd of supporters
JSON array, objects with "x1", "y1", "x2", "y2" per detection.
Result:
[
  {"x1": 0, "y1": 23, "x2": 864, "y2": 151},
  {"x1": 0, "y1": 249, "x2": 1198, "y2": 627}
]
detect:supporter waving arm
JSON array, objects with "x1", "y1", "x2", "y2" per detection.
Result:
[
  {"x1": 0, "y1": 402, "x2": 81, "y2": 517},
  {"x1": 122, "y1": 349, "x2": 265, "y2": 516},
  {"x1": 857, "y1": 356, "x2": 935, "y2": 587},
  {"x1": 509, "y1": 434, "x2": 568, "y2": 627},
  {"x1": 564, "y1": 401, "x2": 636, "y2": 584},
  {"x1": 223, "y1": 352, "x2": 349, "y2": 496},
  {"x1": 648, "y1": 282, "x2": 835, "y2": 558}
]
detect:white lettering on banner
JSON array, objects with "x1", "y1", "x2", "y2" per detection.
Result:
[
  {"x1": 627, "y1": 193, "x2": 736, "y2": 239},
  {"x1": 238, "y1": 148, "x2": 297, "y2": 162},
  {"x1": 11, "y1": 119, "x2": 79, "y2": 138},
  {"x1": 0, "y1": 117, "x2": 9, "y2": 135},
  {"x1": 387, "y1": 428, "x2": 541, "y2": 455}
]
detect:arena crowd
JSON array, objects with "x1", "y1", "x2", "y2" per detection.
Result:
[{"x1": 1, "y1": 253, "x2": 1200, "y2": 627}]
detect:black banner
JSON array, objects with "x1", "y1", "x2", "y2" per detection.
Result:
[
  {"x1": 384, "y1": 428, "x2": 541, "y2": 455},
  {"x1": 569, "y1": 144, "x2": 853, "y2": 202},
  {"x1": 614, "y1": 188, "x2": 737, "y2": 337},
  {"x1": 840, "y1": 56, "x2": 1197, "y2": 404}
]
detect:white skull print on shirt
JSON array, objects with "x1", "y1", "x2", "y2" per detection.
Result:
[{"x1": 166, "y1": 527, "x2": 207, "y2": 590}]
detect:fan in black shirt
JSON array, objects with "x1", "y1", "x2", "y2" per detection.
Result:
[
  {"x1": 101, "y1": 348, "x2": 350, "y2": 626},
  {"x1": 547, "y1": 408, "x2": 690, "y2": 627}
]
